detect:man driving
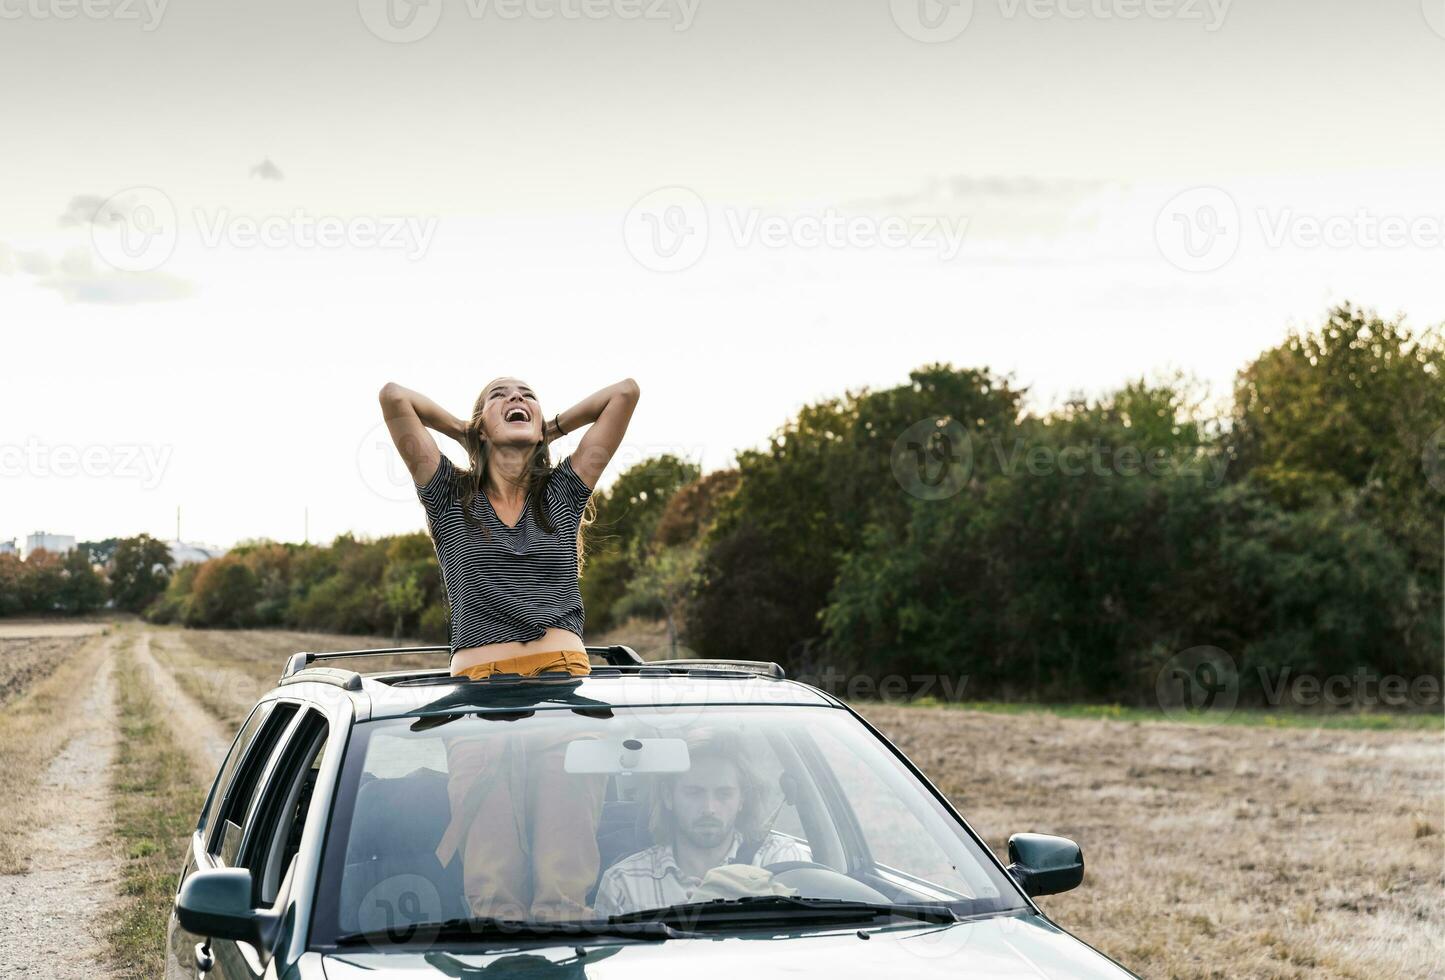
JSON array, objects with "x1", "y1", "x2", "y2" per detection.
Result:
[{"x1": 592, "y1": 730, "x2": 811, "y2": 918}]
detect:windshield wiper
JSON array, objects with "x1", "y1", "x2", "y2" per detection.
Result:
[
  {"x1": 335, "y1": 915, "x2": 690, "y2": 948},
  {"x1": 608, "y1": 895, "x2": 959, "y2": 930}
]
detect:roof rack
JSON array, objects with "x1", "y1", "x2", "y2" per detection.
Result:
[
  {"x1": 279, "y1": 643, "x2": 646, "y2": 684},
  {"x1": 380, "y1": 659, "x2": 788, "y2": 688}
]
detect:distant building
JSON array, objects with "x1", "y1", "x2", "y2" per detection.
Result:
[
  {"x1": 25, "y1": 531, "x2": 75, "y2": 559},
  {"x1": 0, "y1": 539, "x2": 15, "y2": 556},
  {"x1": 167, "y1": 539, "x2": 228, "y2": 567}
]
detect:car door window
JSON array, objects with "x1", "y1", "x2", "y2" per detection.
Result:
[
  {"x1": 198, "y1": 702, "x2": 271, "y2": 838},
  {"x1": 209, "y1": 701, "x2": 300, "y2": 866},
  {"x1": 239, "y1": 709, "x2": 330, "y2": 907}
]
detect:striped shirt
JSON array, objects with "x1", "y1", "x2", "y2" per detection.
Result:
[
  {"x1": 592, "y1": 832, "x2": 813, "y2": 917},
  {"x1": 414, "y1": 452, "x2": 594, "y2": 652}
]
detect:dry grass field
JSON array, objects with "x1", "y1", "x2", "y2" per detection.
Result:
[{"x1": 0, "y1": 617, "x2": 1440, "y2": 978}]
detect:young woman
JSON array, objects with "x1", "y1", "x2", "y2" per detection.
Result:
[{"x1": 378, "y1": 376, "x2": 640, "y2": 923}]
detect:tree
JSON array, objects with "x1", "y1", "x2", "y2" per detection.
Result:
[
  {"x1": 17, "y1": 549, "x2": 65, "y2": 613},
  {"x1": 615, "y1": 544, "x2": 702, "y2": 656},
  {"x1": 0, "y1": 554, "x2": 25, "y2": 616},
  {"x1": 1229, "y1": 303, "x2": 1443, "y2": 558},
  {"x1": 186, "y1": 555, "x2": 260, "y2": 628},
  {"x1": 58, "y1": 548, "x2": 107, "y2": 613},
  {"x1": 581, "y1": 455, "x2": 701, "y2": 630},
  {"x1": 109, "y1": 534, "x2": 174, "y2": 613},
  {"x1": 687, "y1": 364, "x2": 1024, "y2": 671}
]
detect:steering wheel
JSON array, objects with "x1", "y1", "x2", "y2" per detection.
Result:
[
  {"x1": 761, "y1": 860, "x2": 835, "y2": 875},
  {"x1": 761, "y1": 861, "x2": 891, "y2": 902}
]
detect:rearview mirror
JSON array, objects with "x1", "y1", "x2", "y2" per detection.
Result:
[
  {"x1": 564, "y1": 737, "x2": 690, "y2": 774},
  {"x1": 1005, "y1": 833, "x2": 1084, "y2": 897},
  {"x1": 175, "y1": 868, "x2": 281, "y2": 963}
]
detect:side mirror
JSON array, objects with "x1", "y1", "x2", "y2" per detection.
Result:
[
  {"x1": 175, "y1": 868, "x2": 281, "y2": 963},
  {"x1": 1005, "y1": 833, "x2": 1084, "y2": 897}
]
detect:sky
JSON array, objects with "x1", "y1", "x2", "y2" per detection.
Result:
[{"x1": 3, "y1": 0, "x2": 1444, "y2": 550}]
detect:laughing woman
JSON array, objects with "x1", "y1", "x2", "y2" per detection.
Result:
[{"x1": 377, "y1": 376, "x2": 640, "y2": 922}]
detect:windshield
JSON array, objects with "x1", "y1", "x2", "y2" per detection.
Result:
[{"x1": 311, "y1": 702, "x2": 1026, "y2": 946}]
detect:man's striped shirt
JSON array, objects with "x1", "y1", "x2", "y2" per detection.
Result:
[
  {"x1": 414, "y1": 452, "x2": 594, "y2": 652},
  {"x1": 592, "y1": 832, "x2": 813, "y2": 918}
]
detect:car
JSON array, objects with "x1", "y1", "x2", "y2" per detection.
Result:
[{"x1": 167, "y1": 644, "x2": 1140, "y2": 979}]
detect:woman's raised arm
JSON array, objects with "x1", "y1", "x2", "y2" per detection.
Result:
[
  {"x1": 548, "y1": 379, "x2": 640, "y2": 489},
  {"x1": 378, "y1": 382, "x2": 468, "y2": 486}
]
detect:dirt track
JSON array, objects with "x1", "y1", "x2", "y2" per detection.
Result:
[
  {"x1": 131, "y1": 630, "x2": 231, "y2": 776},
  {"x1": 0, "y1": 629, "x2": 123, "y2": 979}
]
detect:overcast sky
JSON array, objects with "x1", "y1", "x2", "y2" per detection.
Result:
[{"x1": 4, "y1": 0, "x2": 1444, "y2": 549}]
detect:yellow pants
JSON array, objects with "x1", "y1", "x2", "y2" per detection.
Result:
[{"x1": 433, "y1": 649, "x2": 607, "y2": 922}]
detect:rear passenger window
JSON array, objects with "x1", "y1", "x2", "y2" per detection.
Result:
[
  {"x1": 199, "y1": 703, "x2": 271, "y2": 836},
  {"x1": 209, "y1": 702, "x2": 300, "y2": 865},
  {"x1": 241, "y1": 710, "x2": 330, "y2": 906}
]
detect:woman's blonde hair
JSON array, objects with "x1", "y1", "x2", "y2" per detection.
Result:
[{"x1": 434, "y1": 383, "x2": 596, "y2": 573}]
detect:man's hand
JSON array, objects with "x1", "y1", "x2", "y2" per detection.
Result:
[{"x1": 690, "y1": 864, "x2": 797, "y2": 903}]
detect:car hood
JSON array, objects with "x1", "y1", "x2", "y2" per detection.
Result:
[{"x1": 320, "y1": 911, "x2": 1139, "y2": 979}]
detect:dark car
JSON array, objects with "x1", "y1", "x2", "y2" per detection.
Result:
[{"x1": 167, "y1": 645, "x2": 1139, "y2": 979}]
